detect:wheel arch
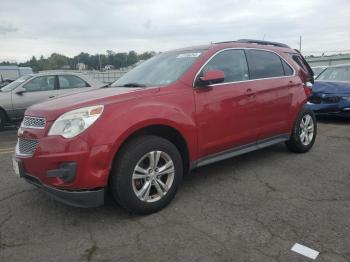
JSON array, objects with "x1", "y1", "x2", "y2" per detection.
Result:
[{"x1": 111, "y1": 124, "x2": 191, "y2": 177}]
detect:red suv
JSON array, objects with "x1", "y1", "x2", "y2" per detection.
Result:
[{"x1": 13, "y1": 40, "x2": 316, "y2": 214}]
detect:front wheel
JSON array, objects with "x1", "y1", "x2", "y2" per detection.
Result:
[
  {"x1": 110, "y1": 135, "x2": 183, "y2": 215},
  {"x1": 285, "y1": 108, "x2": 317, "y2": 153}
]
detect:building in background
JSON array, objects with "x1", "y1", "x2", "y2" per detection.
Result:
[{"x1": 0, "y1": 66, "x2": 33, "y2": 82}]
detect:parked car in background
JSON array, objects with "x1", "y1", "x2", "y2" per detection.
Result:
[
  {"x1": 13, "y1": 40, "x2": 316, "y2": 214},
  {"x1": 0, "y1": 79, "x2": 13, "y2": 88},
  {"x1": 0, "y1": 72, "x2": 104, "y2": 129},
  {"x1": 0, "y1": 66, "x2": 33, "y2": 82},
  {"x1": 311, "y1": 65, "x2": 327, "y2": 78},
  {"x1": 307, "y1": 64, "x2": 350, "y2": 116}
]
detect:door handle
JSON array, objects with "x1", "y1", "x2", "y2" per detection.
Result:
[
  {"x1": 49, "y1": 95, "x2": 56, "y2": 98},
  {"x1": 245, "y1": 88, "x2": 256, "y2": 96},
  {"x1": 287, "y1": 81, "x2": 295, "y2": 88}
]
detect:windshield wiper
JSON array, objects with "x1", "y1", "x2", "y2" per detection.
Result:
[{"x1": 119, "y1": 83, "x2": 147, "y2": 87}]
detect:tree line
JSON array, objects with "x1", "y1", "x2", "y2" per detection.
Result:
[{"x1": 0, "y1": 50, "x2": 156, "y2": 72}]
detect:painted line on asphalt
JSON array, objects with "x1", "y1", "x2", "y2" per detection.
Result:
[
  {"x1": 0, "y1": 147, "x2": 15, "y2": 152},
  {"x1": 0, "y1": 150, "x2": 14, "y2": 155},
  {"x1": 291, "y1": 243, "x2": 319, "y2": 260}
]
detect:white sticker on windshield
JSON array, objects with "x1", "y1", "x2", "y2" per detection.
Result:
[{"x1": 176, "y1": 53, "x2": 201, "y2": 58}]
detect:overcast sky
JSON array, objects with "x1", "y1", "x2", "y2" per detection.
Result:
[{"x1": 0, "y1": 0, "x2": 349, "y2": 62}]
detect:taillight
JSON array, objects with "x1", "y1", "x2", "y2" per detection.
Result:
[{"x1": 304, "y1": 81, "x2": 313, "y2": 97}]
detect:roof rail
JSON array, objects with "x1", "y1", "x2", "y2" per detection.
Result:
[{"x1": 236, "y1": 39, "x2": 290, "y2": 48}]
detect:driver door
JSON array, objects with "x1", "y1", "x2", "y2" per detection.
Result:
[{"x1": 194, "y1": 49, "x2": 260, "y2": 158}]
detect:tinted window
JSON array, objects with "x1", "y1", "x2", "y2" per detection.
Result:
[
  {"x1": 202, "y1": 49, "x2": 249, "y2": 83},
  {"x1": 23, "y1": 76, "x2": 55, "y2": 92},
  {"x1": 246, "y1": 50, "x2": 285, "y2": 79},
  {"x1": 281, "y1": 60, "x2": 293, "y2": 76},
  {"x1": 291, "y1": 54, "x2": 306, "y2": 70},
  {"x1": 58, "y1": 75, "x2": 89, "y2": 89}
]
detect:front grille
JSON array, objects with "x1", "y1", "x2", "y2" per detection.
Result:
[
  {"x1": 308, "y1": 96, "x2": 340, "y2": 104},
  {"x1": 17, "y1": 138, "x2": 38, "y2": 156},
  {"x1": 323, "y1": 96, "x2": 340, "y2": 104},
  {"x1": 22, "y1": 116, "x2": 46, "y2": 129},
  {"x1": 308, "y1": 96, "x2": 322, "y2": 104}
]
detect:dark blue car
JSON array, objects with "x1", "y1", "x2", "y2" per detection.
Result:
[{"x1": 307, "y1": 65, "x2": 350, "y2": 116}]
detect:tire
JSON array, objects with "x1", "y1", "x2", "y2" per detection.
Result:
[
  {"x1": 0, "y1": 111, "x2": 6, "y2": 131},
  {"x1": 285, "y1": 107, "x2": 317, "y2": 153},
  {"x1": 110, "y1": 135, "x2": 183, "y2": 215}
]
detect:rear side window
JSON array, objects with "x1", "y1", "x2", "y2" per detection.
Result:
[
  {"x1": 290, "y1": 54, "x2": 306, "y2": 70},
  {"x1": 246, "y1": 50, "x2": 285, "y2": 79},
  {"x1": 202, "y1": 49, "x2": 249, "y2": 83},
  {"x1": 289, "y1": 53, "x2": 314, "y2": 81},
  {"x1": 58, "y1": 75, "x2": 89, "y2": 89}
]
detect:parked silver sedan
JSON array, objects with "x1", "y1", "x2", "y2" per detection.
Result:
[{"x1": 0, "y1": 72, "x2": 105, "y2": 129}]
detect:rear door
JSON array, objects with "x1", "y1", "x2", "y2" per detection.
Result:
[
  {"x1": 11, "y1": 75, "x2": 58, "y2": 118},
  {"x1": 245, "y1": 49, "x2": 295, "y2": 139},
  {"x1": 57, "y1": 74, "x2": 92, "y2": 95},
  {"x1": 194, "y1": 49, "x2": 260, "y2": 158}
]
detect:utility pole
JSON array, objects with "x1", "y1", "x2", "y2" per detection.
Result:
[
  {"x1": 99, "y1": 54, "x2": 102, "y2": 71},
  {"x1": 299, "y1": 36, "x2": 302, "y2": 52}
]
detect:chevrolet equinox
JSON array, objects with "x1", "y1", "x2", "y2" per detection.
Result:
[{"x1": 13, "y1": 39, "x2": 316, "y2": 214}]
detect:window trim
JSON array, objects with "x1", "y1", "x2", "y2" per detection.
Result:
[{"x1": 193, "y1": 48, "x2": 296, "y2": 88}]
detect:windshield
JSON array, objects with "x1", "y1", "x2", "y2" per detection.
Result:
[
  {"x1": 316, "y1": 66, "x2": 350, "y2": 82},
  {"x1": 112, "y1": 50, "x2": 203, "y2": 87},
  {"x1": 1, "y1": 75, "x2": 33, "y2": 92},
  {"x1": 312, "y1": 67, "x2": 326, "y2": 76}
]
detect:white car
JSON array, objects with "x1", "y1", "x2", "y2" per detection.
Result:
[{"x1": 0, "y1": 72, "x2": 105, "y2": 129}]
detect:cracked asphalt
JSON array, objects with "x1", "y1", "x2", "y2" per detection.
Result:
[{"x1": 0, "y1": 117, "x2": 349, "y2": 262}]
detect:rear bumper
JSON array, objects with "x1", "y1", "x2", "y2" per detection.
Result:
[{"x1": 23, "y1": 173, "x2": 105, "y2": 208}]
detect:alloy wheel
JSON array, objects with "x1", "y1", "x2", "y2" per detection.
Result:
[
  {"x1": 132, "y1": 151, "x2": 175, "y2": 203},
  {"x1": 299, "y1": 114, "x2": 314, "y2": 146}
]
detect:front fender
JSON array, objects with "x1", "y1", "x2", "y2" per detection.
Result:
[{"x1": 88, "y1": 88, "x2": 197, "y2": 170}]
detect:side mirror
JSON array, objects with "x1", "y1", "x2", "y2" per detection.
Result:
[
  {"x1": 15, "y1": 87, "x2": 26, "y2": 95},
  {"x1": 197, "y1": 70, "x2": 225, "y2": 87}
]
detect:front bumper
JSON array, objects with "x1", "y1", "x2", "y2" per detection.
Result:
[
  {"x1": 14, "y1": 157, "x2": 105, "y2": 207},
  {"x1": 24, "y1": 173, "x2": 105, "y2": 208},
  {"x1": 306, "y1": 100, "x2": 350, "y2": 116}
]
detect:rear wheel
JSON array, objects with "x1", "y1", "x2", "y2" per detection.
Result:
[
  {"x1": 286, "y1": 108, "x2": 317, "y2": 153},
  {"x1": 110, "y1": 135, "x2": 183, "y2": 215},
  {"x1": 0, "y1": 111, "x2": 6, "y2": 131}
]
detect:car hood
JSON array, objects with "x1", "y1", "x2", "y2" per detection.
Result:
[
  {"x1": 26, "y1": 87, "x2": 158, "y2": 121},
  {"x1": 313, "y1": 81, "x2": 350, "y2": 95}
]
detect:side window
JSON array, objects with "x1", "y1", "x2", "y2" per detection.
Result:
[
  {"x1": 246, "y1": 50, "x2": 285, "y2": 79},
  {"x1": 202, "y1": 49, "x2": 249, "y2": 83},
  {"x1": 58, "y1": 75, "x2": 89, "y2": 89},
  {"x1": 290, "y1": 54, "x2": 306, "y2": 70},
  {"x1": 23, "y1": 76, "x2": 56, "y2": 92},
  {"x1": 281, "y1": 59, "x2": 294, "y2": 76}
]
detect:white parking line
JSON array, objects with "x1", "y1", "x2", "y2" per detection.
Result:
[
  {"x1": 291, "y1": 243, "x2": 319, "y2": 260},
  {"x1": 0, "y1": 147, "x2": 14, "y2": 151}
]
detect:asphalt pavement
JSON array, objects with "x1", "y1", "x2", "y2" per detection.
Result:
[{"x1": 0, "y1": 117, "x2": 349, "y2": 262}]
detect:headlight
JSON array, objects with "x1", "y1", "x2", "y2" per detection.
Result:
[
  {"x1": 342, "y1": 96, "x2": 350, "y2": 101},
  {"x1": 48, "y1": 105, "x2": 104, "y2": 138}
]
